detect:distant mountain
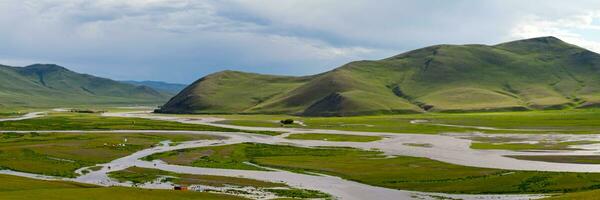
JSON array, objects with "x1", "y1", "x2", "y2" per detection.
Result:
[
  {"x1": 158, "y1": 36, "x2": 600, "y2": 116},
  {"x1": 0, "y1": 64, "x2": 171, "y2": 107},
  {"x1": 123, "y1": 80, "x2": 187, "y2": 94}
]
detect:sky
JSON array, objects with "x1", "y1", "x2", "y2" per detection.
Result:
[{"x1": 2, "y1": 0, "x2": 600, "y2": 84}]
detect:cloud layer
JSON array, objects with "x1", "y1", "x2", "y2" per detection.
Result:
[{"x1": 1, "y1": 0, "x2": 600, "y2": 83}]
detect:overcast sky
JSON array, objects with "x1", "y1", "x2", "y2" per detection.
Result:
[{"x1": 2, "y1": 0, "x2": 600, "y2": 84}]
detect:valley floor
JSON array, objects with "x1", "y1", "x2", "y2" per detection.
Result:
[{"x1": 3, "y1": 109, "x2": 600, "y2": 199}]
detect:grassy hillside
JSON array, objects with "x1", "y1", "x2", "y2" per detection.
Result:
[
  {"x1": 160, "y1": 70, "x2": 313, "y2": 114},
  {"x1": 159, "y1": 36, "x2": 600, "y2": 116},
  {"x1": 0, "y1": 64, "x2": 171, "y2": 107}
]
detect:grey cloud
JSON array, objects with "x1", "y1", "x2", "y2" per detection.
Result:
[{"x1": 0, "y1": 0, "x2": 599, "y2": 83}]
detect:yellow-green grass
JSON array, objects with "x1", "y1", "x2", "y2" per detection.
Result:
[
  {"x1": 507, "y1": 155, "x2": 600, "y2": 164},
  {"x1": 211, "y1": 108, "x2": 600, "y2": 134},
  {"x1": 0, "y1": 174, "x2": 95, "y2": 192},
  {"x1": 0, "y1": 188, "x2": 249, "y2": 200},
  {"x1": 144, "y1": 143, "x2": 600, "y2": 194},
  {"x1": 0, "y1": 111, "x2": 20, "y2": 118},
  {"x1": 0, "y1": 107, "x2": 46, "y2": 118},
  {"x1": 143, "y1": 143, "x2": 267, "y2": 171},
  {"x1": 285, "y1": 133, "x2": 382, "y2": 142},
  {"x1": 109, "y1": 167, "x2": 286, "y2": 188},
  {"x1": 0, "y1": 174, "x2": 248, "y2": 200},
  {"x1": 264, "y1": 188, "x2": 331, "y2": 199},
  {"x1": 0, "y1": 112, "x2": 280, "y2": 135},
  {"x1": 0, "y1": 132, "x2": 219, "y2": 177},
  {"x1": 416, "y1": 87, "x2": 523, "y2": 111},
  {"x1": 545, "y1": 189, "x2": 600, "y2": 200},
  {"x1": 470, "y1": 141, "x2": 599, "y2": 151}
]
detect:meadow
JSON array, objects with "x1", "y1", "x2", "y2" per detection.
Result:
[
  {"x1": 0, "y1": 112, "x2": 279, "y2": 135},
  {"x1": 109, "y1": 167, "x2": 286, "y2": 188},
  {"x1": 545, "y1": 189, "x2": 600, "y2": 199},
  {"x1": 211, "y1": 108, "x2": 600, "y2": 134},
  {"x1": 143, "y1": 143, "x2": 600, "y2": 194},
  {"x1": 0, "y1": 132, "x2": 219, "y2": 177},
  {"x1": 0, "y1": 174, "x2": 247, "y2": 200}
]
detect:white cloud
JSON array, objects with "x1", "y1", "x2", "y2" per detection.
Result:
[{"x1": 510, "y1": 11, "x2": 600, "y2": 52}]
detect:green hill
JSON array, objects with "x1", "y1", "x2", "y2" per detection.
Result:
[
  {"x1": 159, "y1": 36, "x2": 600, "y2": 116},
  {"x1": 0, "y1": 64, "x2": 171, "y2": 107}
]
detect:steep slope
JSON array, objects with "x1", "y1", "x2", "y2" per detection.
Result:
[
  {"x1": 159, "y1": 36, "x2": 600, "y2": 116},
  {"x1": 159, "y1": 71, "x2": 312, "y2": 114},
  {"x1": 0, "y1": 64, "x2": 171, "y2": 107}
]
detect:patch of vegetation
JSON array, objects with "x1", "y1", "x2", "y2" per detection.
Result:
[
  {"x1": 471, "y1": 141, "x2": 600, "y2": 151},
  {"x1": 545, "y1": 189, "x2": 600, "y2": 200},
  {"x1": 88, "y1": 166, "x2": 103, "y2": 171},
  {"x1": 143, "y1": 143, "x2": 347, "y2": 172},
  {"x1": 0, "y1": 174, "x2": 95, "y2": 192},
  {"x1": 69, "y1": 109, "x2": 106, "y2": 114},
  {"x1": 0, "y1": 112, "x2": 19, "y2": 119},
  {"x1": 403, "y1": 143, "x2": 433, "y2": 148},
  {"x1": 285, "y1": 133, "x2": 382, "y2": 142},
  {"x1": 265, "y1": 188, "x2": 331, "y2": 199},
  {"x1": 146, "y1": 143, "x2": 600, "y2": 194},
  {"x1": 507, "y1": 155, "x2": 600, "y2": 164},
  {"x1": 0, "y1": 132, "x2": 218, "y2": 177},
  {"x1": 109, "y1": 167, "x2": 286, "y2": 188}
]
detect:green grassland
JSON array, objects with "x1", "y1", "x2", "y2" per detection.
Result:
[
  {"x1": 285, "y1": 133, "x2": 382, "y2": 142},
  {"x1": 210, "y1": 108, "x2": 600, "y2": 134},
  {"x1": 109, "y1": 167, "x2": 286, "y2": 188},
  {"x1": 0, "y1": 174, "x2": 247, "y2": 200},
  {"x1": 546, "y1": 189, "x2": 600, "y2": 200},
  {"x1": 0, "y1": 112, "x2": 279, "y2": 135},
  {"x1": 143, "y1": 143, "x2": 600, "y2": 194},
  {"x1": 0, "y1": 132, "x2": 219, "y2": 177}
]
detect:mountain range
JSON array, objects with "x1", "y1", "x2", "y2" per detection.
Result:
[
  {"x1": 158, "y1": 36, "x2": 600, "y2": 116},
  {"x1": 0, "y1": 64, "x2": 170, "y2": 107}
]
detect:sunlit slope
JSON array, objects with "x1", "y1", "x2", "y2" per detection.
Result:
[
  {"x1": 160, "y1": 71, "x2": 313, "y2": 113},
  {"x1": 160, "y1": 36, "x2": 600, "y2": 116},
  {"x1": 0, "y1": 64, "x2": 170, "y2": 107}
]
